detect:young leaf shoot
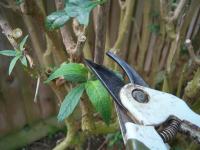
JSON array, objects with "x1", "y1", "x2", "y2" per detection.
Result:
[
  {"x1": 45, "y1": 63, "x2": 88, "y2": 83},
  {"x1": 57, "y1": 83, "x2": 85, "y2": 121},
  {"x1": 86, "y1": 80, "x2": 112, "y2": 124}
]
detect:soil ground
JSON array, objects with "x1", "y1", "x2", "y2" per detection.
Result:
[{"x1": 19, "y1": 132, "x2": 124, "y2": 150}]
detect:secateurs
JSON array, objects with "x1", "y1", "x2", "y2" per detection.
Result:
[{"x1": 85, "y1": 51, "x2": 200, "y2": 150}]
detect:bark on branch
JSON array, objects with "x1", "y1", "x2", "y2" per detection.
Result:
[
  {"x1": 185, "y1": 39, "x2": 200, "y2": 65},
  {"x1": 0, "y1": 15, "x2": 18, "y2": 49},
  {"x1": 94, "y1": 3, "x2": 108, "y2": 64},
  {"x1": 168, "y1": 0, "x2": 187, "y2": 22},
  {"x1": 113, "y1": 0, "x2": 135, "y2": 50},
  {"x1": 55, "y1": 0, "x2": 76, "y2": 55}
]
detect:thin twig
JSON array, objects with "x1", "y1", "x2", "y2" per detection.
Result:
[
  {"x1": 71, "y1": 20, "x2": 87, "y2": 62},
  {"x1": 118, "y1": 0, "x2": 126, "y2": 10},
  {"x1": 34, "y1": 76, "x2": 40, "y2": 103},
  {"x1": 185, "y1": 39, "x2": 200, "y2": 65},
  {"x1": 186, "y1": 5, "x2": 200, "y2": 39},
  {"x1": 160, "y1": 0, "x2": 187, "y2": 23},
  {"x1": 74, "y1": 32, "x2": 86, "y2": 61},
  {"x1": 0, "y1": 15, "x2": 18, "y2": 49},
  {"x1": 113, "y1": 0, "x2": 135, "y2": 50},
  {"x1": 169, "y1": 0, "x2": 187, "y2": 22},
  {"x1": 166, "y1": 14, "x2": 186, "y2": 73},
  {"x1": 94, "y1": 3, "x2": 108, "y2": 64},
  {"x1": 55, "y1": 0, "x2": 76, "y2": 55},
  {"x1": 0, "y1": 1, "x2": 20, "y2": 12},
  {"x1": 34, "y1": 0, "x2": 67, "y2": 64},
  {"x1": 97, "y1": 139, "x2": 108, "y2": 150},
  {"x1": 192, "y1": 7, "x2": 200, "y2": 39},
  {"x1": 159, "y1": 0, "x2": 167, "y2": 20}
]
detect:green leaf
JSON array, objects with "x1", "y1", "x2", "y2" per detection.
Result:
[
  {"x1": 8, "y1": 55, "x2": 21, "y2": 75},
  {"x1": 148, "y1": 24, "x2": 160, "y2": 34},
  {"x1": 65, "y1": 0, "x2": 105, "y2": 25},
  {"x1": 45, "y1": 11, "x2": 70, "y2": 30},
  {"x1": 16, "y1": 0, "x2": 23, "y2": 5},
  {"x1": 45, "y1": 0, "x2": 105, "y2": 29},
  {"x1": 45, "y1": 63, "x2": 88, "y2": 83},
  {"x1": 0, "y1": 50, "x2": 17, "y2": 56},
  {"x1": 86, "y1": 80, "x2": 111, "y2": 124},
  {"x1": 57, "y1": 84, "x2": 85, "y2": 121},
  {"x1": 20, "y1": 55, "x2": 28, "y2": 67},
  {"x1": 19, "y1": 35, "x2": 29, "y2": 51}
]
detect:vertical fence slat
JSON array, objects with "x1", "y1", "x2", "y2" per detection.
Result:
[
  {"x1": 38, "y1": 84, "x2": 57, "y2": 119},
  {"x1": 144, "y1": 33, "x2": 157, "y2": 73},
  {"x1": 128, "y1": 0, "x2": 144, "y2": 66},
  {"x1": 0, "y1": 96, "x2": 11, "y2": 137},
  {"x1": 1, "y1": 66, "x2": 27, "y2": 133},
  {"x1": 18, "y1": 72, "x2": 42, "y2": 124},
  {"x1": 109, "y1": 0, "x2": 120, "y2": 47}
]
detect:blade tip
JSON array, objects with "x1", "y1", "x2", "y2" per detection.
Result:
[
  {"x1": 84, "y1": 59, "x2": 93, "y2": 67},
  {"x1": 84, "y1": 59, "x2": 99, "y2": 71}
]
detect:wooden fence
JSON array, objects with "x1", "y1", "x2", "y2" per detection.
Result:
[
  {"x1": 0, "y1": 0, "x2": 200, "y2": 149},
  {"x1": 0, "y1": 33, "x2": 62, "y2": 149},
  {"x1": 0, "y1": 3, "x2": 62, "y2": 149}
]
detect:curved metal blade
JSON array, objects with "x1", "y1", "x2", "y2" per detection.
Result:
[
  {"x1": 85, "y1": 59, "x2": 125, "y2": 109},
  {"x1": 107, "y1": 51, "x2": 148, "y2": 87},
  {"x1": 84, "y1": 59, "x2": 132, "y2": 144}
]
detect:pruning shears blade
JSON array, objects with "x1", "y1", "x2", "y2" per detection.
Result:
[
  {"x1": 84, "y1": 59, "x2": 133, "y2": 144},
  {"x1": 106, "y1": 51, "x2": 148, "y2": 87},
  {"x1": 84, "y1": 59, "x2": 125, "y2": 109}
]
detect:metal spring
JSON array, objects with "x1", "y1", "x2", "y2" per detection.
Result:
[{"x1": 159, "y1": 119, "x2": 181, "y2": 143}]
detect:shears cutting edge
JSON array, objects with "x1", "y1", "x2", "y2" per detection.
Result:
[{"x1": 85, "y1": 52, "x2": 200, "y2": 150}]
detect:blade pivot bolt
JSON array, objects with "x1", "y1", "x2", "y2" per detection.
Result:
[{"x1": 132, "y1": 89, "x2": 149, "y2": 103}]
